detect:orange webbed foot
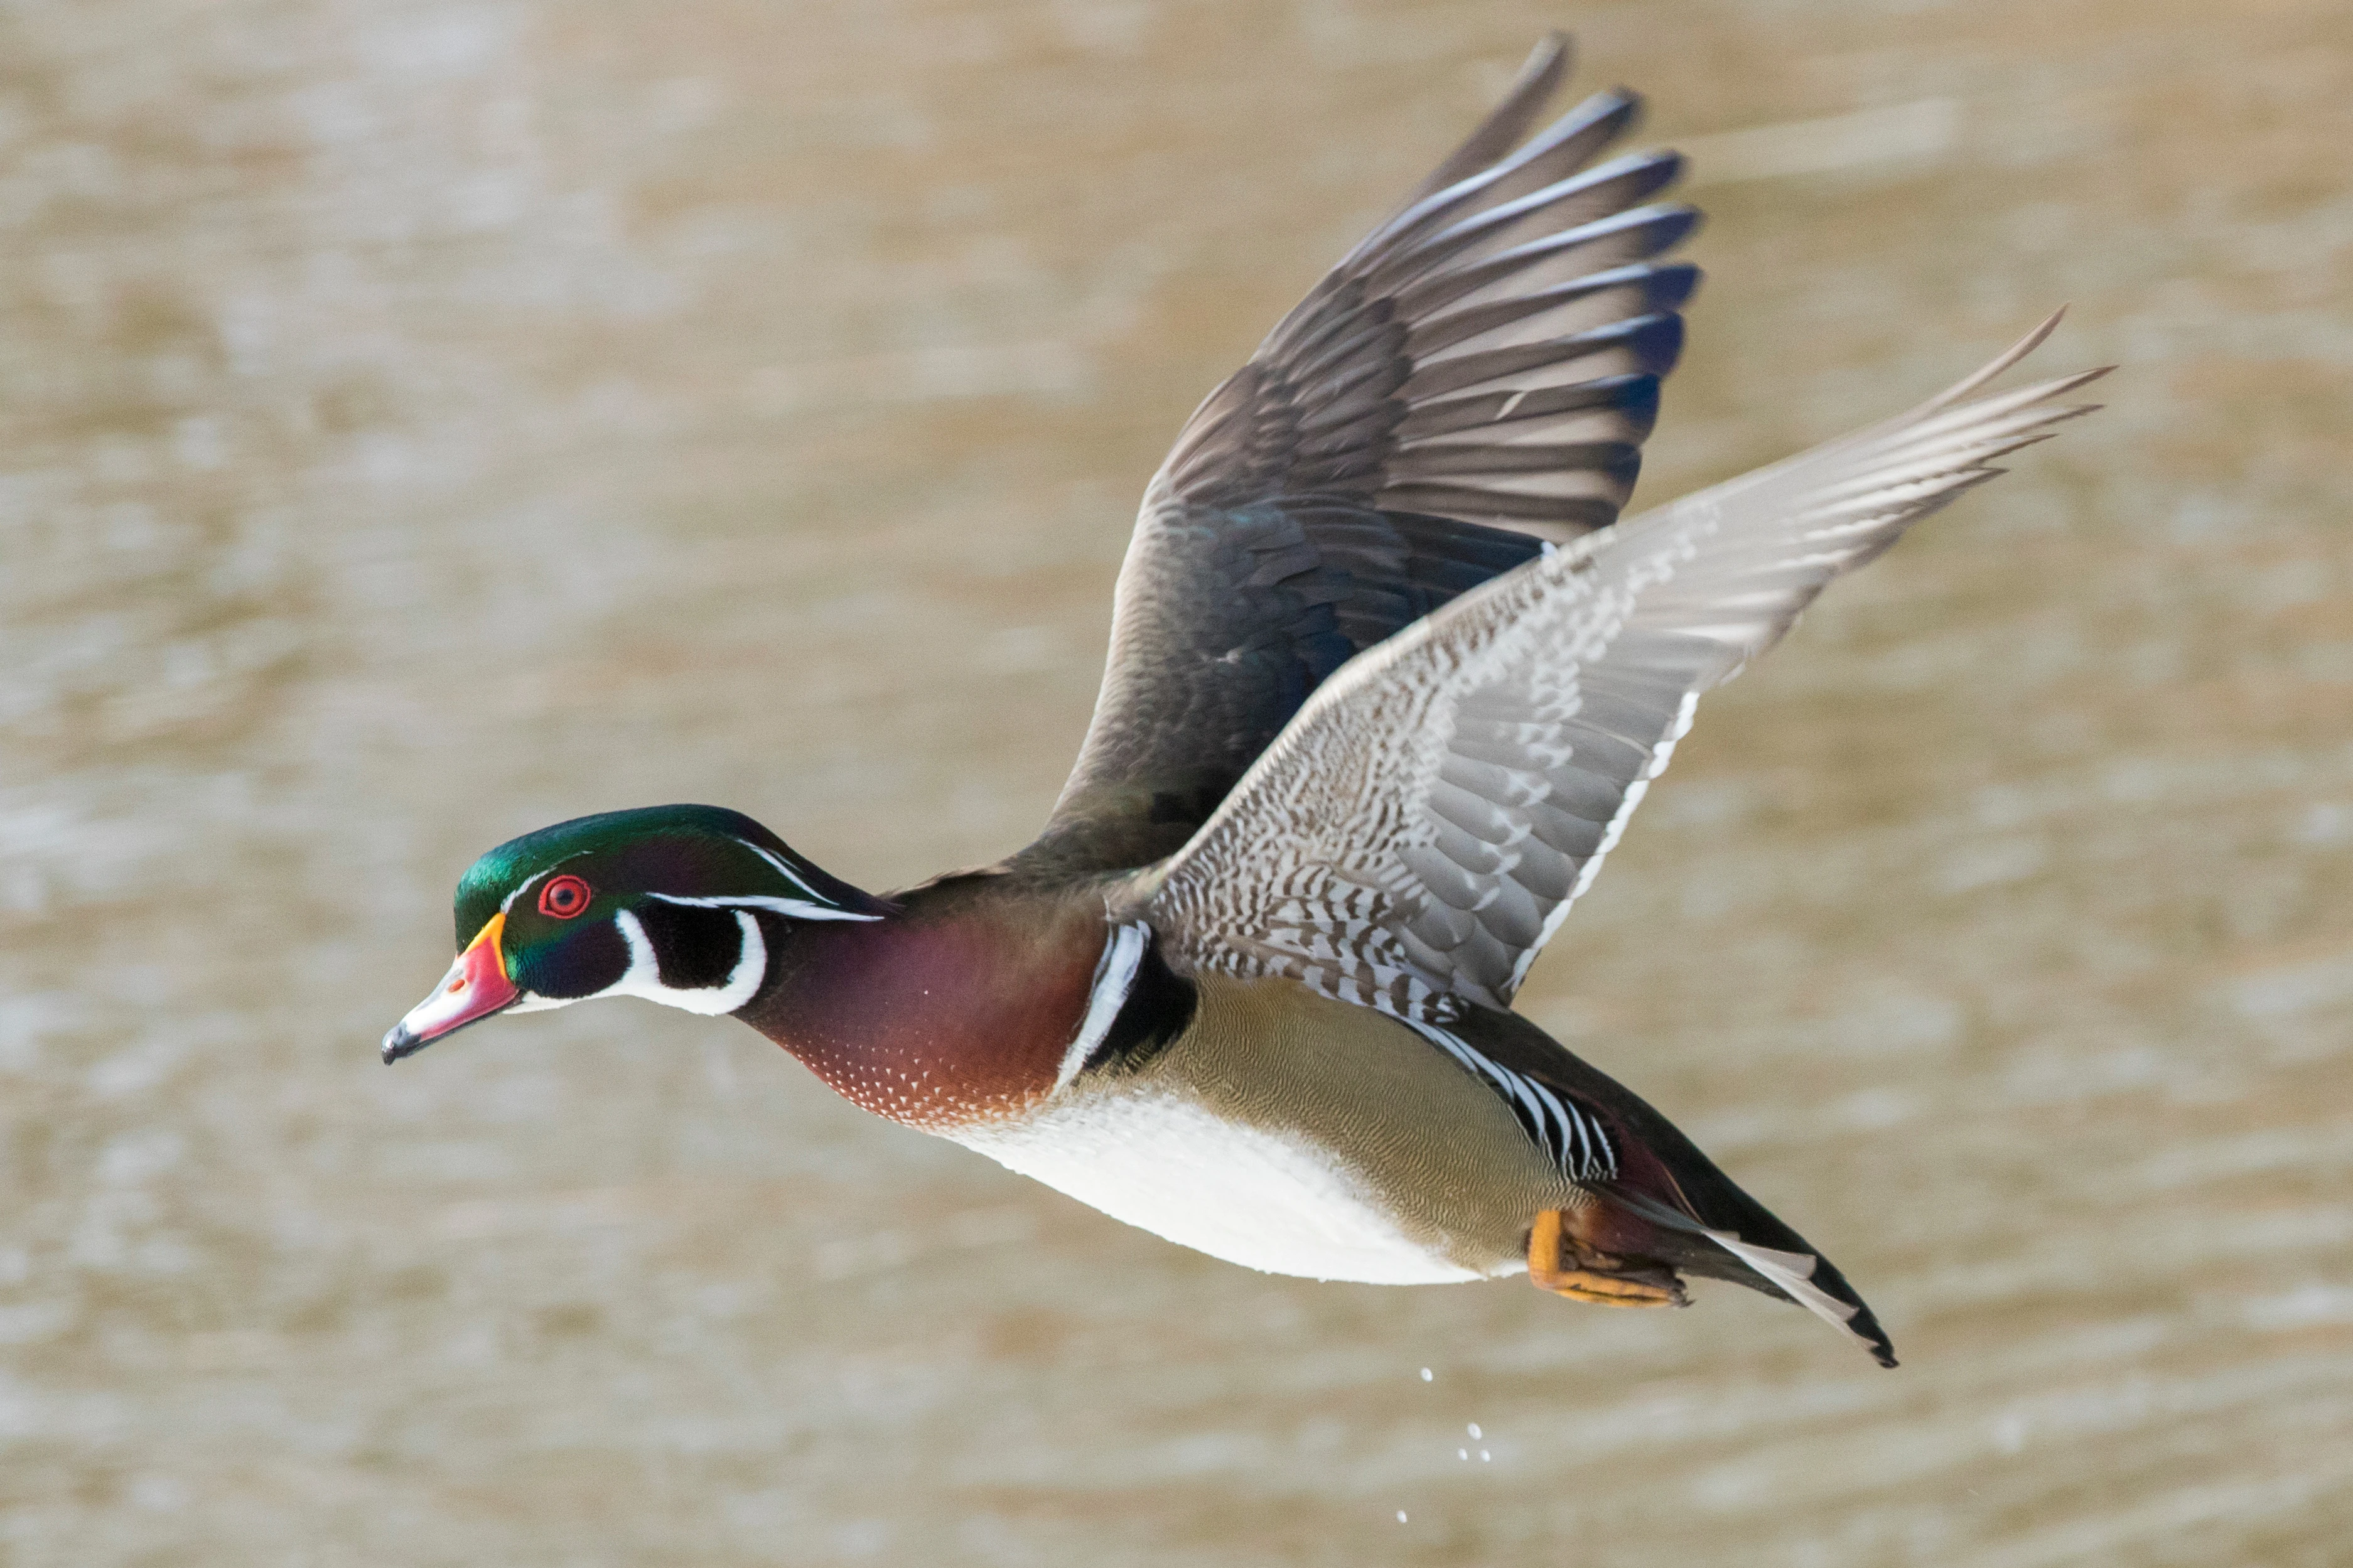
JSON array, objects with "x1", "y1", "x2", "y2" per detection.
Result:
[{"x1": 1527, "y1": 1208, "x2": 1689, "y2": 1309}]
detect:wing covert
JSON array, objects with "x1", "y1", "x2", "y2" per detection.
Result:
[{"x1": 1138, "y1": 318, "x2": 2107, "y2": 1018}]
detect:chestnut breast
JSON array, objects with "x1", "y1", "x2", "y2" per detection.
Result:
[{"x1": 742, "y1": 882, "x2": 1106, "y2": 1132}]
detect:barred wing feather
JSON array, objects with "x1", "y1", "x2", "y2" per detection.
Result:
[{"x1": 1143, "y1": 317, "x2": 2107, "y2": 1017}]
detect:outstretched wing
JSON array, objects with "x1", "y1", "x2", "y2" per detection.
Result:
[
  {"x1": 1021, "y1": 34, "x2": 1701, "y2": 873},
  {"x1": 1140, "y1": 317, "x2": 2108, "y2": 1018}
]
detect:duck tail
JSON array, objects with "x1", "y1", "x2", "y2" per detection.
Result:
[
  {"x1": 1442, "y1": 1007, "x2": 1897, "y2": 1365},
  {"x1": 1579, "y1": 1115, "x2": 1898, "y2": 1368}
]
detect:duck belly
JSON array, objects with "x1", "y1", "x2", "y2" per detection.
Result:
[{"x1": 952, "y1": 1089, "x2": 1498, "y2": 1285}]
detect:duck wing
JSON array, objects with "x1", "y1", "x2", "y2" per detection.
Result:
[
  {"x1": 1138, "y1": 318, "x2": 2107, "y2": 1017},
  {"x1": 1021, "y1": 34, "x2": 1700, "y2": 873}
]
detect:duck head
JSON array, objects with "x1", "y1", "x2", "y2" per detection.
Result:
[{"x1": 382, "y1": 804, "x2": 886, "y2": 1062}]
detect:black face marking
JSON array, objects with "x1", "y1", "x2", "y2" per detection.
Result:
[
  {"x1": 513, "y1": 919, "x2": 632, "y2": 1001},
  {"x1": 1082, "y1": 938, "x2": 1197, "y2": 1078},
  {"x1": 634, "y1": 901, "x2": 748, "y2": 991}
]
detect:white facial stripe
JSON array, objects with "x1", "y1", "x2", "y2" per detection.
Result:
[
  {"x1": 733, "y1": 837, "x2": 837, "y2": 907},
  {"x1": 703, "y1": 911, "x2": 769, "y2": 1013},
  {"x1": 595, "y1": 906, "x2": 659, "y2": 1001},
  {"x1": 645, "y1": 891, "x2": 881, "y2": 923},
  {"x1": 580, "y1": 908, "x2": 768, "y2": 1016},
  {"x1": 498, "y1": 855, "x2": 590, "y2": 916},
  {"x1": 498, "y1": 833, "x2": 861, "y2": 924},
  {"x1": 1053, "y1": 922, "x2": 1150, "y2": 1093}
]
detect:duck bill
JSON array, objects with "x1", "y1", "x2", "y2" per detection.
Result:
[{"x1": 382, "y1": 912, "x2": 519, "y2": 1063}]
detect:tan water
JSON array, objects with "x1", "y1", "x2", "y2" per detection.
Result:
[{"x1": 4, "y1": 1, "x2": 2350, "y2": 1562}]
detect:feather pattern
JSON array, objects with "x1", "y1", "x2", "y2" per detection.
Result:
[
  {"x1": 1139, "y1": 316, "x2": 2107, "y2": 1017},
  {"x1": 1403, "y1": 1018, "x2": 1617, "y2": 1181},
  {"x1": 1027, "y1": 34, "x2": 1701, "y2": 873}
]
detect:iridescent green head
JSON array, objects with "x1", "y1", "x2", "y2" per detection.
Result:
[{"x1": 382, "y1": 804, "x2": 883, "y2": 1062}]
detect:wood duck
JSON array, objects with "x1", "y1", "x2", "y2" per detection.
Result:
[{"x1": 384, "y1": 35, "x2": 2104, "y2": 1368}]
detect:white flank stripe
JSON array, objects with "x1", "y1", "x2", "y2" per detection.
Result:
[{"x1": 1053, "y1": 922, "x2": 1150, "y2": 1092}]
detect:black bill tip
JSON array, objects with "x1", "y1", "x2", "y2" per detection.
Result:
[{"x1": 380, "y1": 1024, "x2": 424, "y2": 1064}]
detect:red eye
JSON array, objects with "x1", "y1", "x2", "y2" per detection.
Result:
[{"x1": 537, "y1": 874, "x2": 592, "y2": 919}]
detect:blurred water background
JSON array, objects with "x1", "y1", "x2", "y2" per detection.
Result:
[{"x1": 3, "y1": 1, "x2": 2350, "y2": 1562}]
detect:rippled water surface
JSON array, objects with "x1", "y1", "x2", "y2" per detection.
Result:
[{"x1": 4, "y1": 1, "x2": 2350, "y2": 1562}]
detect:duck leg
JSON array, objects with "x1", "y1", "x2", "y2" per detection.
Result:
[{"x1": 1526, "y1": 1207, "x2": 1688, "y2": 1308}]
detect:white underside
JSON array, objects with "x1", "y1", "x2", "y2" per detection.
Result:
[{"x1": 952, "y1": 1090, "x2": 1489, "y2": 1285}]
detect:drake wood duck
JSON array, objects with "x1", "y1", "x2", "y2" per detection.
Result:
[{"x1": 384, "y1": 36, "x2": 2104, "y2": 1367}]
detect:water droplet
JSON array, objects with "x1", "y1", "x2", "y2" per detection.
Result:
[
  {"x1": 1419, "y1": 1367, "x2": 1433, "y2": 1382},
  {"x1": 1480, "y1": 1449, "x2": 1492, "y2": 1462},
  {"x1": 1466, "y1": 1422, "x2": 1482, "y2": 1439},
  {"x1": 1457, "y1": 1447, "x2": 1468, "y2": 1460},
  {"x1": 1396, "y1": 1511, "x2": 1409, "y2": 1524}
]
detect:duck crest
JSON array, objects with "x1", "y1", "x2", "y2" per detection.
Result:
[{"x1": 738, "y1": 879, "x2": 1111, "y2": 1131}]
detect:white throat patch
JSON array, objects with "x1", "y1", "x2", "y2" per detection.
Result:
[
  {"x1": 512, "y1": 908, "x2": 768, "y2": 1018},
  {"x1": 601, "y1": 908, "x2": 767, "y2": 1015}
]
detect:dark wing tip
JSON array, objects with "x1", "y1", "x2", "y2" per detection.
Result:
[
  {"x1": 1647, "y1": 259, "x2": 1703, "y2": 313},
  {"x1": 1616, "y1": 311, "x2": 1687, "y2": 377},
  {"x1": 1844, "y1": 1300, "x2": 1900, "y2": 1368}
]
